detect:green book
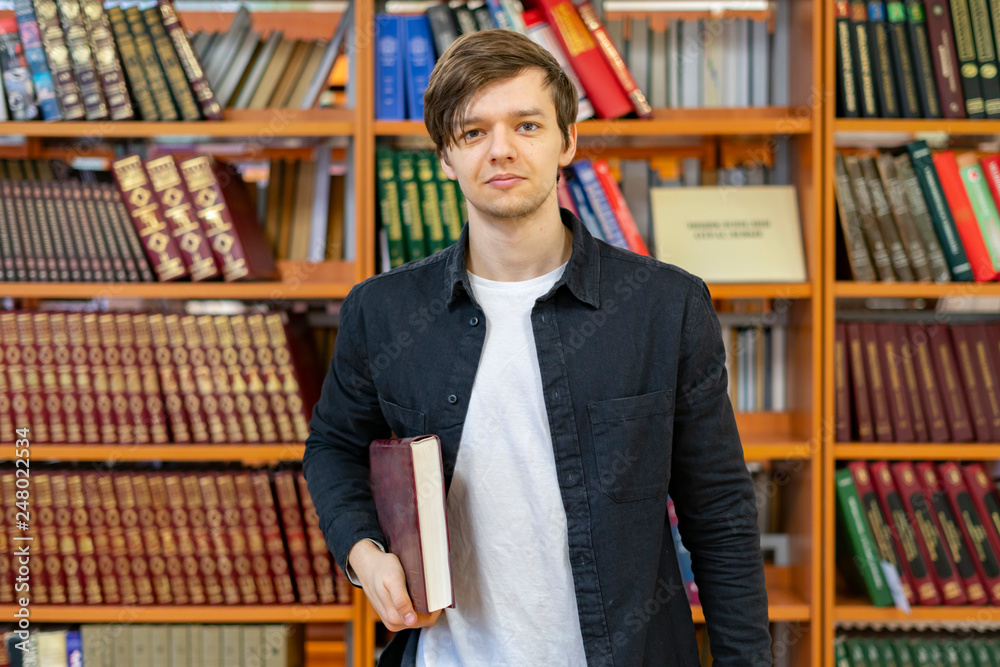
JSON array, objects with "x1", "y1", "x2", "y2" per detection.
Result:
[
  {"x1": 879, "y1": 639, "x2": 900, "y2": 667},
  {"x1": 892, "y1": 638, "x2": 916, "y2": 667},
  {"x1": 905, "y1": 140, "x2": 974, "y2": 281},
  {"x1": 375, "y1": 148, "x2": 408, "y2": 268},
  {"x1": 396, "y1": 151, "x2": 428, "y2": 262},
  {"x1": 955, "y1": 640, "x2": 978, "y2": 667},
  {"x1": 864, "y1": 638, "x2": 885, "y2": 667},
  {"x1": 847, "y1": 637, "x2": 872, "y2": 667},
  {"x1": 912, "y1": 641, "x2": 933, "y2": 667},
  {"x1": 972, "y1": 639, "x2": 998, "y2": 667},
  {"x1": 836, "y1": 468, "x2": 894, "y2": 606},
  {"x1": 836, "y1": 638, "x2": 852, "y2": 667},
  {"x1": 958, "y1": 160, "x2": 1000, "y2": 273},
  {"x1": 434, "y1": 158, "x2": 465, "y2": 245},
  {"x1": 414, "y1": 151, "x2": 447, "y2": 255}
]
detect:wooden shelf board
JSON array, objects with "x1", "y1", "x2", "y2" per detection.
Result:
[
  {"x1": 835, "y1": 444, "x2": 1000, "y2": 460},
  {"x1": 835, "y1": 598, "x2": 1000, "y2": 623},
  {"x1": 375, "y1": 109, "x2": 811, "y2": 137},
  {"x1": 0, "y1": 261, "x2": 357, "y2": 300},
  {"x1": 28, "y1": 444, "x2": 305, "y2": 462},
  {"x1": 834, "y1": 281, "x2": 1000, "y2": 298},
  {"x1": 835, "y1": 118, "x2": 1000, "y2": 135},
  {"x1": 693, "y1": 581, "x2": 810, "y2": 623},
  {"x1": 0, "y1": 109, "x2": 355, "y2": 138},
  {"x1": 742, "y1": 442, "x2": 814, "y2": 460},
  {"x1": 707, "y1": 283, "x2": 813, "y2": 299},
  {"x1": 6, "y1": 605, "x2": 354, "y2": 623}
]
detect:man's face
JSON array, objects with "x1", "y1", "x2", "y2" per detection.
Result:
[{"x1": 440, "y1": 68, "x2": 577, "y2": 224}]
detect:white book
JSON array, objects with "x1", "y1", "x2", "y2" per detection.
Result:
[
  {"x1": 307, "y1": 140, "x2": 334, "y2": 261},
  {"x1": 721, "y1": 19, "x2": 739, "y2": 107},
  {"x1": 342, "y1": 142, "x2": 356, "y2": 261},
  {"x1": 751, "y1": 19, "x2": 771, "y2": 106},
  {"x1": 771, "y1": 0, "x2": 790, "y2": 105},
  {"x1": 771, "y1": 324, "x2": 786, "y2": 411},
  {"x1": 736, "y1": 18, "x2": 751, "y2": 107},
  {"x1": 680, "y1": 19, "x2": 701, "y2": 108},
  {"x1": 667, "y1": 19, "x2": 680, "y2": 107}
]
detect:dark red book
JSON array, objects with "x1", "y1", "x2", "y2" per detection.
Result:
[
  {"x1": 938, "y1": 462, "x2": 1000, "y2": 604},
  {"x1": 923, "y1": 0, "x2": 966, "y2": 118},
  {"x1": 834, "y1": 324, "x2": 853, "y2": 442},
  {"x1": 904, "y1": 323, "x2": 952, "y2": 442},
  {"x1": 892, "y1": 323, "x2": 929, "y2": 442},
  {"x1": 950, "y1": 324, "x2": 993, "y2": 442},
  {"x1": 846, "y1": 322, "x2": 875, "y2": 442},
  {"x1": 870, "y1": 460, "x2": 941, "y2": 605},
  {"x1": 915, "y1": 462, "x2": 987, "y2": 604},
  {"x1": 250, "y1": 471, "x2": 297, "y2": 604},
  {"x1": 860, "y1": 322, "x2": 895, "y2": 441},
  {"x1": 875, "y1": 323, "x2": 914, "y2": 442},
  {"x1": 891, "y1": 461, "x2": 968, "y2": 604},
  {"x1": 273, "y1": 470, "x2": 317, "y2": 604},
  {"x1": 296, "y1": 471, "x2": 337, "y2": 605},
  {"x1": 961, "y1": 462, "x2": 1000, "y2": 592},
  {"x1": 969, "y1": 323, "x2": 1000, "y2": 441},
  {"x1": 369, "y1": 435, "x2": 453, "y2": 615},
  {"x1": 926, "y1": 322, "x2": 975, "y2": 441}
]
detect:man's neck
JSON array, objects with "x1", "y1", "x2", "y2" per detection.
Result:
[{"x1": 465, "y1": 201, "x2": 572, "y2": 282}]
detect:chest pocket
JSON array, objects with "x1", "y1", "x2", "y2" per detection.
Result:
[
  {"x1": 378, "y1": 396, "x2": 427, "y2": 438},
  {"x1": 588, "y1": 389, "x2": 674, "y2": 503}
]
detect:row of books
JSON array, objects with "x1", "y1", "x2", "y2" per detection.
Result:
[
  {"x1": 376, "y1": 0, "x2": 652, "y2": 121},
  {"x1": 0, "y1": 311, "x2": 320, "y2": 445},
  {"x1": 0, "y1": 0, "x2": 220, "y2": 122},
  {"x1": 836, "y1": 460, "x2": 1000, "y2": 607},
  {"x1": 835, "y1": 633, "x2": 1000, "y2": 666},
  {"x1": 189, "y1": 5, "x2": 350, "y2": 111},
  {"x1": 1, "y1": 624, "x2": 304, "y2": 667},
  {"x1": 606, "y1": 14, "x2": 779, "y2": 110},
  {"x1": 835, "y1": 0, "x2": 1000, "y2": 119},
  {"x1": 722, "y1": 322, "x2": 787, "y2": 413},
  {"x1": 0, "y1": 154, "x2": 276, "y2": 284},
  {"x1": 834, "y1": 320, "x2": 1000, "y2": 443},
  {"x1": 835, "y1": 141, "x2": 1000, "y2": 283},
  {"x1": 0, "y1": 469, "x2": 348, "y2": 608}
]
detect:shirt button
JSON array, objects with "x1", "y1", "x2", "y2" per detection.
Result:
[
  {"x1": 448, "y1": 394, "x2": 458, "y2": 404},
  {"x1": 469, "y1": 316, "x2": 479, "y2": 326}
]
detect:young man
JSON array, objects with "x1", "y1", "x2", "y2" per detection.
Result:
[{"x1": 304, "y1": 29, "x2": 770, "y2": 666}]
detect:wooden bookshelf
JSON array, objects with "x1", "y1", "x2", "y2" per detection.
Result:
[
  {"x1": 834, "y1": 598, "x2": 1000, "y2": 624},
  {"x1": 29, "y1": 444, "x2": 307, "y2": 462},
  {"x1": 1, "y1": 605, "x2": 355, "y2": 624},
  {"x1": 834, "y1": 445, "x2": 1000, "y2": 460},
  {"x1": 835, "y1": 118, "x2": 1000, "y2": 136},
  {"x1": 833, "y1": 281, "x2": 1000, "y2": 298}
]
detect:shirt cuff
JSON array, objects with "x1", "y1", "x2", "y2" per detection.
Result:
[{"x1": 344, "y1": 538, "x2": 386, "y2": 587}]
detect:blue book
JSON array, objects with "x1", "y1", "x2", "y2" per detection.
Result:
[
  {"x1": 484, "y1": 0, "x2": 512, "y2": 30},
  {"x1": 570, "y1": 159, "x2": 630, "y2": 250},
  {"x1": 403, "y1": 15, "x2": 434, "y2": 121},
  {"x1": 13, "y1": 0, "x2": 59, "y2": 120},
  {"x1": 66, "y1": 630, "x2": 82, "y2": 667},
  {"x1": 375, "y1": 14, "x2": 405, "y2": 120},
  {"x1": 565, "y1": 173, "x2": 605, "y2": 242}
]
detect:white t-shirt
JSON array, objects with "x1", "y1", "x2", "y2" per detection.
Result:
[{"x1": 416, "y1": 262, "x2": 587, "y2": 666}]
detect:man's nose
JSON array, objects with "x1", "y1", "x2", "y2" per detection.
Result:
[{"x1": 487, "y1": 127, "x2": 517, "y2": 162}]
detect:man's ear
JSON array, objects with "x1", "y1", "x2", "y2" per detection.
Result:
[
  {"x1": 440, "y1": 149, "x2": 457, "y2": 181},
  {"x1": 559, "y1": 124, "x2": 578, "y2": 168}
]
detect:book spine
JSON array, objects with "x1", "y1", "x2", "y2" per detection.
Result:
[
  {"x1": 63, "y1": 314, "x2": 99, "y2": 444},
  {"x1": 960, "y1": 462, "x2": 1000, "y2": 599},
  {"x1": 33, "y1": 317, "x2": 64, "y2": 446},
  {"x1": 179, "y1": 157, "x2": 278, "y2": 281},
  {"x1": 967, "y1": 0, "x2": 1000, "y2": 115},
  {"x1": 49, "y1": 182, "x2": 91, "y2": 282},
  {"x1": 273, "y1": 471, "x2": 317, "y2": 604},
  {"x1": 63, "y1": 474, "x2": 98, "y2": 604},
  {"x1": 233, "y1": 473, "x2": 276, "y2": 604},
  {"x1": 96, "y1": 472, "x2": 139, "y2": 605},
  {"x1": 81, "y1": 313, "x2": 118, "y2": 445},
  {"x1": 157, "y1": 0, "x2": 221, "y2": 119},
  {"x1": 925, "y1": 0, "x2": 968, "y2": 116},
  {"x1": 263, "y1": 313, "x2": 319, "y2": 441},
  {"x1": 414, "y1": 152, "x2": 446, "y2": 255},
  {"x1": 98, "y1": 314, "x2": 132, "y2": 444},
  {"x1": 523, "y1": 8, "x2": 596, "y2": 121},
  {"x1": 395, "y1": 151, "x2": 427, "y2": 262},
  {"x1": 375, "y1": 15, "x2": 405, "y2": 120},
  {"x1": 82, "y1": 473, "x2": 121, "y2": 605},
  {"x1": 950, "y1": 325, "x2": 994, "y2": 441},
  {"x1": 296, "y1": 472, "x2": 337, "y2": 604},
  {"x1": 124, "y1": 4, "x2": 177, "y2": 120},
  {"x1": 868, "y1": 0, "x2": 902, "y2": 117},
  {"x1": 214, "y1": 316, "x2": 261, "y2": 443},
  {"x1": 951, "y1": 0, "x2": 989, "y2": 116},
  {"x1": 928, "y1": 322, "x2": 976, "y2": 440},
  {"x1": 81, "y1": 184, "x2": 127, "y2": 283},
  {"x1": 861, "y1": 321, "x2": 896, "y2": 441},
  {"x1": 971, "y1": 323, "x2": 1000, "y2": 440},
  {"x1": 892, "y1": 322, "x2": 929, "y2": 441},
  {"x1": 114, "y1": 314, "x2": 151, "y2": 444},
  {"x1": 876, "y1": 152, "x2": 934, "y2": 280},
  {"x1": 435, "y1": 159, "x2": 465, "y2": 245},
  {"x1": 0, "y1": 179, "x2": 16, "y2": 281},
  {"x1": 846, "y1": 322, "x2": 876, "y2": 441},
  {"x1": 403, "y1": 16, "x2": 434, "y2": 121},
  {"x1": 251, "y1": 472, "x2": 297, "y2": 604},
  {"x1": 112, "y1": 474, "x2": 156, "y2": 605},
  {"x1": 88, "y1": 185, "x2": 136, "y2": 283},
  {"x1": 850, "y1": 0, "x2": 881, "y2": 115},
  {"x1": 875, "y1": 323, "x2": 916, "y2": 441},
  {"x1": 180, "y1": 474, "x2": 224, "y2": 604},
  {"x1": 849, "y1": 461, "x2": 917, "y2": 603},
  {"x1": 887, "y1": 0, "x2": 924, "y2": 116},
  {"x1": 23, "y1": 180, "x2": 57, "y2": 282},
  {"x1": 196, "y1": 315, "x2": 244, "y2": 443},
  {"x1": 938, "y1": 461, "x2": 1000, "y2": 604},
  {"x1": 11, "y1": 181, "x2": 42, "y2": 282},
  {"x1": 198, "y1": 473, "x2": 242, "y2": 605},
  {"x1": 102, "y1": 183, "x2": 156, "y2": 282},
  {"x1": 163, "y1": 473, "x2": 206, "y2": 604},
  {"x1": 862, "y1": 156, "x2": 915, "y2": 279},
  {"x1": 57, "y1": 0, "x2": 108, "y2": 119},
  {"x1": 592, "y1": 159, "x2": 650, "y2": 255},
  {"x1": 164, "y1": 314, "x2": 211, "y2": 444},
  {"x1": 891, "y1": 460, "x2": 968, "y2": 604},
  {"x1": 141, "y1": 4, "x2": 199, "y2": 120},
  {"x1": 34, "y1": 182, "x2": 69, "y2": 282},
  {"x1": 906, "y1": 141, "x2": 975, "y2": 279},
  {"x1": 33, "y1": 474, "x2": 66, "y2": 605},
  {"x1": 230, "y1": 315, "x2": 278, "y2": 443},
  {"x1": 0, "y1": 181, "x2": 26, "y2": 281},
  {"x1": 48, "y1": 314, "x2": 83, "y2": 445},
  {"x1": 837, "y1": 0, "x2": 861, "y2": 116},
  {"x1": 903, "y1": 323, "x2": 951, "y2": 441},
  {"x1": 111, "y1": 155, "x2": 188, "y2": 282},
  {"x1": 61, "y1": 182, "x2": 106, "y2": 282},
  {"x1": 146, "y1": 314, "x2": 191, "y2": 443},
  {"x1": 572, "y1": 159, "x2": 630, "y2": 249},
  {"x1": 834, "y1": 324, "x2": 854, "y2": 441},
  {"x1": 835, "y1": 467, "x2": 894, "y2": 605},
  {"x1": 214, "y1": 473, "x2": 259, "y2": 604},
  {"x1": 106, "y1": 3, "x2": 158, "y2": 120},
  {"x1": 905, "y1": 0, "x2": 943, "y2": 116},
  {"x1": 145, "y1": 156, "x2": 220, "y2": 281},
  {"x1": 574, "y1": 0, "x2": 652, "y2": 118},
  {"x1": 80, "y1": 0, "x2": 134, "y2": 120},
  {"x1": 533, "y1": 0, "x2": 633, "y2": 118},
  {"x1": 32, "y1": 0, "x2": 85, "y2": 119},
  {"x1": 916, "y1": 462, "x2": 989, "y2": 604},
  {"x1": 246, "y1": 314, "x2": 295, "y2": 443},
  {"x1": 893, "y1": 152, "x2": 952, "y2": 281},
  {"x1": 13, "y1": 0, "x2": 61, "y2": 120},
  {"x1": 846, "y1": 155, "x2": 896, "y2": 279},
  {"x1": 375, "y1": 148, "x2": 408, "y2": 267},
  {"x1": 179, "y1": 315, "x2": 227, "y2": 444},
  {"x1": 957, "y1": 159, "x2": 1000, "y2": 273},
  {"x1": 131, "y1": 314, "x2": 170, "y2": 444}
]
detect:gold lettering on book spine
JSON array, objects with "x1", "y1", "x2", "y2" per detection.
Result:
[
  {"x1": 147, "y1": 158, "x2": 217, "y2": 281},
  {"x1": 114, "y1": 157, "x2": 185, "y2": 281},
  {"x1": 182, "y1": 158, "x2": 248, "y2": 281},
  {"x1": 975, "y1": 341, "x2": 1000, "y2": 425},
  {"x1": 916, "y1": 341, "x2": 946, "y2": 429}
]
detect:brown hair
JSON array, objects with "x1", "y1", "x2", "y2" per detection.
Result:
[{"x1": 423, "y1": 29, "x2": 578, "y2": 155}]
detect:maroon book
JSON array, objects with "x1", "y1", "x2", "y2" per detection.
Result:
[
  {"x1": 915, "y1": 462, "x2": 988, "y2": 604},
  {"x1": 950, "y1": 325, "x2": 993, "y2": 442},
  {"x1": 938, "y1": 462, "x2": 1000, "y2": 604},
  {"x1": 860, "y1": 323, "x2": 895, "y2": 441},
  {"x1": 892, "y1": 323, "x2": 929, "y2": 442},
  {"x1": 296, "y1": 471, "x2": 337, "y2": 605},
  {"x1": 926, "y1": 323, "x2": 974, "y2": 441},
  {"x1": 834, "y1": 323, "x2": 853, "y2": 442},
  {"x1": 961, "y1": 462, "x2": 1000, "y2": 592},
  {"x1": 250, "y1": 471, "x2": 297, "y2": 604},
  {"x1": 905, "y1": 324, "x2": 952, "y2": 442},
  {"x1": 891, "y1": 461, "x2": 968, "y2": 604},
  {"x1": 870, "y1": 461, "x2": 941, "y2": 605},
  {"x1": 875, "y1": 323, "x2": 914, "y2": 442},
  {"x1": 924, "y1": 0, "x2": 966, "y2": 118},
  {"x1": 369, "y1": 435, "x2": 454, "y2": 615},
  {"x1": 846, "y1": 322, "x2": 875, "y2": 442},
  {"x1": 273, "y1": 470, "x2": 318, "y2": 605}
]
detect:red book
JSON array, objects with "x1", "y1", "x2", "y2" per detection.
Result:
[
  {"x1": 875, "y1": 323, "x2": 914, "y2": 442},
  {"x1": 869, "y1": 461, "x2": 941, "y2": 605},
  {"x1": 961, "y1": 463, "x2": 1000, "y2": 586},
  {"x1": 846, "y1": 323, "x2": 875, "y2": 442},
  {"x1": 860, "y1": 323, "x2": 895, "y2": 442},
  {"x1": 834, "y1": 324, "x2": 853, "y2": 442},
  {"x1": 250, "y1": 471, "x2": 297, "y2": 604},
  {"x1": 932, "y1": 150, "x2": 1000, "y2": 281},
  {"x1": 528, "y1": 0, "x2": 632, "y2": 119},
  {"x1": 273, "y1": 470, "x2": 318, "y2": 605},
  {"x1": 849, "y1": 462, "x2": 916, "y2": 604},
  {"x1": 180, "y1": 474, "x2": 224, "y2": 605},
  {"x1": 969, "y1": 323, "x2": 1000, "y2": 440},
  {"x1": 591, "y1": 159, "x2": 650, "y2": 255},
  {"x1": 296, "y1": 471, "x2": 337, "y2": 605},
  {"x1": 233, "y1": 472, "x2": 277, "y2": 605},
  {"x1": 571, "y1": 0, "x2": 652, "y2": 118},
  {"x1": 950, "y1": 325, "x2": 994, "y2": 442},
  {"x1": 904, "y1": 324, "x2": 952, "y2": 442},
  {"x1": 938, "y1": 462, "x2": 1000, "y2": 604},
  {"x1": 369, "y1": 435, "x2": 453, "y2": 615},
  {"x1": 163, "y1": 472, "x2": 205, "y2": 605},
  {"x1": 557, "y1": 175, "x2": 579, "y2": 217},
  {"x1": 926, "y1": 322, "x2": 975, "y2": 441},
  {"x1": 915, "y1": 462, "x2": 988, "y2": 604},
  {"x1": 891, "y1": 461, "x2": 968, "y2": 604},
  {"x1": 892, "y1": 323, "x2": 928, "y2": 442},
  {"x1": 147, "y1": 473, "x2": 190, "y2": 605}
]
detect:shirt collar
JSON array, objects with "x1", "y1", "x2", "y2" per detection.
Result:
[{"x1": 445, "y1": 207, "x2": 602, "y2": 309}]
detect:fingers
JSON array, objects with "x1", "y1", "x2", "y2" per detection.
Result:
[{"x1": 377, "y1": 569, "x2": 416, "y2": 630}]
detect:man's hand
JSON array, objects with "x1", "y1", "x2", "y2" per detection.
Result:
[{"x1": 349, "y1": 539, "x2": 443, "y2": 632}]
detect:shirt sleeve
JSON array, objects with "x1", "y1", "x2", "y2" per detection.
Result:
[
  {"x1": 303, "y1": 286, "x2": 392, "y2": 585},
  {"x1": 667, "y1": 280, "x2": 772, "y2": 667}
]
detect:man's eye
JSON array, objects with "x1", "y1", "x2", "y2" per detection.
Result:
[
  {"x1": 464, "y1": 129, "x2": 481, "y2": 140},
  {"x1": 520, "y1": 122, "x2": 538, "y2": 131}
]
